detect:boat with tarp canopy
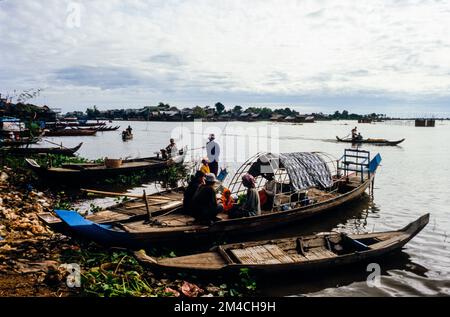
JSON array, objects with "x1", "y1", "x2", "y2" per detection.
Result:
[
  {"x1": 1, "y1": 117, "x2": 42, "y2": 146},
  {"x1": 53, "y1": 148, "x2": 383, "y2": 248}
]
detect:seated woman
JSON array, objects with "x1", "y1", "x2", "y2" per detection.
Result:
[
  {"x1": 221, "y1": 188, "x2": 235, "y2": 211},
  {"x1": 192, "y1": 173, "x2": 223, "y2": 224},
  {"x1": 259, "y1": 174, "x2": 276, "y2": 211},
  {"x1": 229, "y1": 174, "x2": 261, "y2": 219},
  {"x1": 199, "y1": 158, "x2": 211, "y2": 175},
  {"x1": 183, "y1": 171, "x2": 205, "y2": 215}
]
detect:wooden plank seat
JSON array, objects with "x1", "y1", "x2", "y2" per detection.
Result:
[
  {"x1": 302, "y1": 247, "x2": 337, "y2": 260},
  {"x1": 159, "y1": 252, "x2": 227, "y2": 269},
  {"x1": 119, "y1": 214, "x2": 204, "y2": 233},
  {"x1": 230, "y1": 244, "x2": 296, "y2": 265},
  {"x1": 296, "y1": 236, "x2": 337, "y2": 260}
]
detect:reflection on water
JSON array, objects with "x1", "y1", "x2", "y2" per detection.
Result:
[
  {"x1": 50, "y1": 120, "x2": 450, "y2": 296},
  {"x1": 260, "y1": 252, "x2": 430, "y2": 297}
]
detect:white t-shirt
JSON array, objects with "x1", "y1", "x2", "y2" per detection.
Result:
[{"x1": 206, "y1": 140, "x2": 220, "y2": 163}]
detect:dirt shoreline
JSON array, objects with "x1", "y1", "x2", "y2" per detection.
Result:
[
  {"x1": 0, "y1": 167, "x2": 253, "y2": 297},
  {"x1": 0, "y1": 167, "x2": 77, "y2": 296}
]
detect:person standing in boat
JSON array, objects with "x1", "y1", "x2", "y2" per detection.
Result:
[
  {"x1": 126, "y1": 125, "x2": 133, "y2": 135},
  {"x1": 206, "y1": 134, "x2": 220, "y2": 176},
  {"x1": 229, "y1": 174, "x2": 261, "y2": 219},
  {"x1": 351, "y1": 127, "x2": 358, "y2": 140},
  {"x1": 183, "y1": 171, "x2": 205, "y2": 215},
  {"x1": 192, "y1": 173, "x2": 223, "y2": 223},
  {"x1": 165, "y1": 138, "x2": 178, "y2": 158}
]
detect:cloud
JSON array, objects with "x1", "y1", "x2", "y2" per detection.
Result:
[
  {"x1": 1, "y1": 0, "x2": 450, "y2": 115},
  {"x1": 146, "y1": 53, "x2": 185, "y2": 66},
  {"x1": 55, "y1": 66, "x2": 142, "y2": 89}
]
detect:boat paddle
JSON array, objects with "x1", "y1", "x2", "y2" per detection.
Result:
[
  {"x1": 43, "y1": 139, "x2": 71, "y2": 150},
  {"x1": 80, "y1": 188, "x2": 175, "y2": 200}
]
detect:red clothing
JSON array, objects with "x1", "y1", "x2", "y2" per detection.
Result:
[{"x1": 222, "y1": 189, "x2": 234, "y2": 212}]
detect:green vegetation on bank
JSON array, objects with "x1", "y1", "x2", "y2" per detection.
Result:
[
  {"x1": 1, "y1": 155, "x2": 257, "y2": 298},
  {"x1": 0, "y1": 154, "x2": 188, "y2": 190},
  {"x1": 60, "y1": 245, "x2": 257, "y2": 297}
]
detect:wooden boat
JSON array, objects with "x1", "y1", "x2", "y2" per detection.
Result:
[
  {"x1": 53, "y1": 149, "x2": 383, "y2": 248},
  {"x1": 134, "y1": 214, "x2": 429, "y2": 275},
  {"x1": 0, "y1": 137, "x2": 40, "y2": 147},
  {"x1": 3, "y1": 142, "x2": 83, "y2": 156},
  {"x1": 0, "y1": 129, "x2": 44, "y2": 139},
  {"x1": 77, "y1": 126, "x2": 120, "y2": 132},
  {"x1": 97, "y1": 126, "x2": 120, "y2": 132},
  {"x1": 44, "y1": 128, "x2": 97, "y2": 137},
  {"x1": 38, "y1": 188, "x2": 184, "y2": 233},
  {"x1": 336, "y1": 136, "x2": 405, "y2": 146},
  {"x1": 122, "y1": 131, "x2": 133, "y2": 141},
  {"x1": 25, "y1": 149, "x2": 186, "y2": 185},
  {"x1": 78, "y1": 122, "x2": 107, "y2": 127}
]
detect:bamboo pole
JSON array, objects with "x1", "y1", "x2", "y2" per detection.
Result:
[
  {"x1": 143, "y1": 190, "x2": 151, "y2": 222},
  {"x1": 125, "y1": 201, "x2": 181, "y2": 210},
  {"x1": 81, "y1": 188, "x2": 174, "y2": 201}
]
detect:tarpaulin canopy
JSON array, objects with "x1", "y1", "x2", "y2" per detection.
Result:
[
  {"x1": 0, "y1": 117, "x2": 20, "y2": 123},
  {"x1": 248, "y1": 152, "x2": 333, "y2": 191}
]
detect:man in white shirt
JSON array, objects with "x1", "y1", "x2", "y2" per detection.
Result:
[{"x1": 206, "y1": 134, "x2": 220, "y2": 176}]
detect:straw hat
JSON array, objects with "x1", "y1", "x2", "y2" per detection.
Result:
[{"x1": 205, "y1": 173, "x2": 218, "y2": 184}]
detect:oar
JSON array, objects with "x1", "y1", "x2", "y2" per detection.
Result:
[
  {"x1": 43, "y1": 139, "x2": 70, "y2": 150},
  {"x1": 339, "y1": 133, "x2": 352, "y2": 140},
  {"x1": 81, "y1": 188, "x2": 143, "y2": 199},
  {"x1": 185, "y1": 146, "x2": 206, "y2": 152},
  {"x1": 125, "y1": 201, "x2": 181, "y2": 209},
  {"x1": 143, "y1": 190, "x2": 152, "y2": 222}
]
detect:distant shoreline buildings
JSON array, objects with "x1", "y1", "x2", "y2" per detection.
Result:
[
  {"x1": 64, "y1": 102, "x2": 390, "y2": 123},
  {"x1": 1, "y1": 95, "x2": 447, "y2": 123}
]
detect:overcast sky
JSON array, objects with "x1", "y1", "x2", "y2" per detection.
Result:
[{"x1": 1, "y1": 0, "x2": 450, "y2": 116}]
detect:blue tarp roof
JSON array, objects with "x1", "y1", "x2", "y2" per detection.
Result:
[
  {"x1": 0, "y1": 117, "x2": 21, "y2": 123},
  {"x1": 248, "y1": 152, "x2": 333, "y2": 190}
]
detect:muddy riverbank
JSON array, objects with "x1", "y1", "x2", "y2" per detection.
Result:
[{"x1": 0, "y1": 165, "x2": 254, "y2": 297}]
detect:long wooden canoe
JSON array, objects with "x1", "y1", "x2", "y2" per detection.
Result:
[
  {"x1": 3, "y1": 143, "x2": 83, "y2": 156},
  {"x1": 134, "y1": 214, "x2": 429, "y2": 275},
  {"x1": 25, "y1": 151, "x2": 186, "y2": 185},
  {"x1": 0, "y1": 137, "x2": 40, "y2": 147},
  {"x1": 44, "y1": 129, "x2": 97, "y2": 137},
  {"x1": 78, "y1": 122, "x2": 107, "y2": 127},
  {"x1": 98, "y1": 126, "x2": 120, "y2": 132},
  {"x1": 336, "y1": 136, "x2": 405, "y2": 146},
  {"x1": 54, "y1": 174, "x2": 376, "y2": 248},
  {"x1": 38, "y1": 188, "x2": 184, "y2": 233},
  {"x1": 77, "y1": 126, "x2": 120, "y2": 132}
]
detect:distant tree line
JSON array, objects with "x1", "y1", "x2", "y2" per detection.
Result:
[
  {"x1": 330, "y1": 110, "x2": 386, "y2": 120},
  {"x1": 67, "y1": 103, "x2": 388, "y2": 122}
]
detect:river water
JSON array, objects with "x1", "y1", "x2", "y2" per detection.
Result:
[{"x1": 44, "y1": 119, "x2": 450, "y2": 296}]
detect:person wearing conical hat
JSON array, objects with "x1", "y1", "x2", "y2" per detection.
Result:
[{"x1": 192, "y1": 173, "x2": 223, "y2": 224}]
